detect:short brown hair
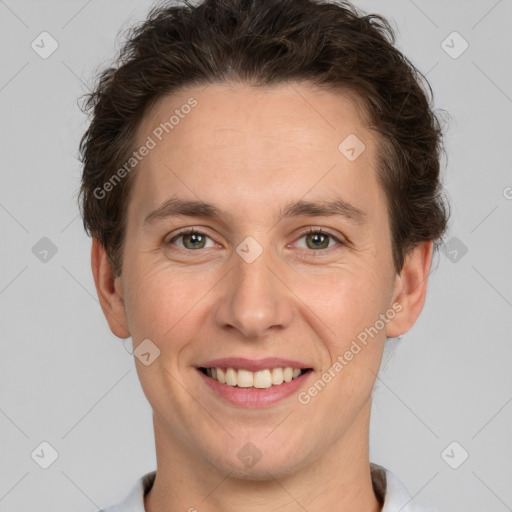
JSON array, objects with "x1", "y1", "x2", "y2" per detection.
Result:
[{"x1": 78, "y1": 0, "x2": 449, "y2": 276}]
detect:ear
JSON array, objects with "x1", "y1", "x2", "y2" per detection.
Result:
[
  {"x1": 91, "y1": 237, "x2": 131, "y2": 339},
  {"x1": 386, "y1": 241, "x2": 433, "y2": 338}
]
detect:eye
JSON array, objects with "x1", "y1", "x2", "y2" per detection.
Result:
[
  {"x1": 294, "y1": 228, "x2": 343, "y2": 252},
  {"x1": 165, "y1": 227, "x2": 344, "y2": 253},
  {"x1": 166, "y1": 228, "x2": 216, "y2": 250}
]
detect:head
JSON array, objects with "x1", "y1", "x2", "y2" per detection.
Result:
[{"x1": 79, "y1": 0, "x2": 449, "y2": 479}]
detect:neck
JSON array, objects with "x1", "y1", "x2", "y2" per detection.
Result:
[{"x1": 145, "y1": 401, "x2": 381, "y2": 512}]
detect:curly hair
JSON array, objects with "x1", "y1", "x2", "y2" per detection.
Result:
[{"x1": 78, "y1": 0, "x2": 449, "y2": 276}]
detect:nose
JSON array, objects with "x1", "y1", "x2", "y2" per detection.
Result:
[{"x1": 213, "y1": 241, "x2": 294, "y2": 340}]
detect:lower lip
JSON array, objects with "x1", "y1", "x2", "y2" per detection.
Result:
[{"x1": 197, "y1": 369, "x2": 312, "y2": 408}]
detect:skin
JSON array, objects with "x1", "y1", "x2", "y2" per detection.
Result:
[{"x1": 92, "y1": 82, "x2": 432, "y2": 512}]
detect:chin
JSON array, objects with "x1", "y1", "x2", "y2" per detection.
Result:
[
  {"x1": 206, "y1": 439, "x2": 312, "y2": 481},
  {"x1": 217, "y1": 458, "x2": 304, "y2": 481}
]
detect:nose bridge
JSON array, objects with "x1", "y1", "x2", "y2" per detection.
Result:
[{"x1": 215, "y1": 238, "x2": 293, "y2": 338}]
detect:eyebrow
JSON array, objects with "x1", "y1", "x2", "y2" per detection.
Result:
[{"x1": 143, "y1": 195, "x2": 367, "y2": 227}]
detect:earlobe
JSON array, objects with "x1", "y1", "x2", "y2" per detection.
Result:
[
  {"x1": 91, "y1": 237, "x2": 131, "y2": 339},
  {"x1": 386, "y1": 241, "x2": 433, "y2": 338}
]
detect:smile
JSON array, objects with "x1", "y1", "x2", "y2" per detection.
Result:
[
  {"x1": 200, "y1": 367, "x2": 311, "y2": 388},
  {"x1": 196, "y1": 357, "x2": 314, "y2": 407}
]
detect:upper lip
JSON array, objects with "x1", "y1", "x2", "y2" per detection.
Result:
[{"x1": 197, "y1": 357, "x2": 311, "y2": 372}]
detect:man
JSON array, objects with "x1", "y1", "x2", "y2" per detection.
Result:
[{"x1": 79, "y1": 0, "x2": 448, "y2": 510}]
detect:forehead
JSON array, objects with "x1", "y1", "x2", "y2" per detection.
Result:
[
  {"x1": 138, "y1": 82, "x2": 371, "y2": 154},
  {"x1": 129, "y1": 82, "x2": 384, "y2": 226}
]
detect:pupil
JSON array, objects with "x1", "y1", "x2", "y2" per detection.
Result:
[
  {"x1": 309, "y1": 232, "x2": 328, "y2": 249},
  {"x1": 186, "y1": 233, "x2": 204, "y2": 249}
]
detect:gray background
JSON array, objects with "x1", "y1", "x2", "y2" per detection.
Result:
[{"x1": 1, "y1": 0, "x2": 511, "y2": 511}]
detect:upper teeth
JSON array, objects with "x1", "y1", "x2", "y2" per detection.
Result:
[{"x1": 205, "y1": 367, "x2": 303, "y2": 388}]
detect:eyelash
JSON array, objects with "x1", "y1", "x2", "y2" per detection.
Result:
[{"x1": 166, "y1": 227, "x2": 344, "y2": 255}]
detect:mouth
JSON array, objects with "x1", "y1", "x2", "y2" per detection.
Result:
[
  {"x1": 198, "y1": 366, "x2": 313, "y2": 388},
  {"x1": 195, "y1": 357, "x2": 314, "y2": 407}
]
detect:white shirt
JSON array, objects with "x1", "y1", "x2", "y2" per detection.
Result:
[{"x1": 98, "y1": 463, "x2": 437, "y2": 512}]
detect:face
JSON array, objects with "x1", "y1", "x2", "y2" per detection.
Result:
[{"x1": 94, "y1": 82, "x2": 430, "y2": 479}]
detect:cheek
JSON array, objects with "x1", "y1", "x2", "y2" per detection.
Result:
[
  {"x1": 295, "y1": 262, "x2": 390, "y2": 339},
  {"x1": 296, "y1": 267, "x2": 392, "y2": 401},
  {"x1": 307, "y1": 276, "x2": 388, "y2": 410},
  {"x1": 123, "y1": 257, "x2": 223, "y2": 350},
  {"x1": 123, "y1": 262, "x2": 189, "y2": 342}
]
